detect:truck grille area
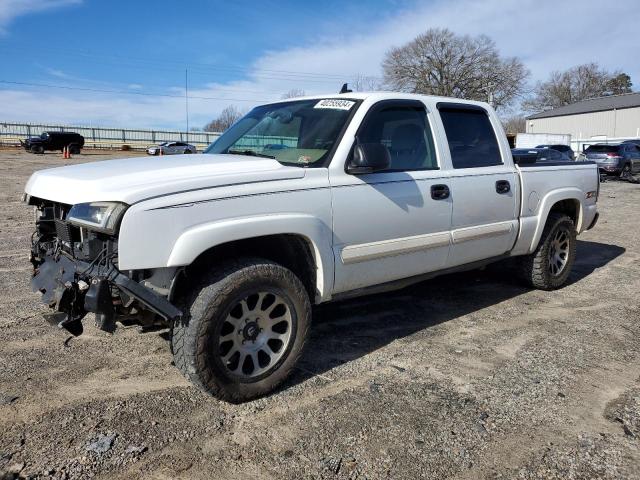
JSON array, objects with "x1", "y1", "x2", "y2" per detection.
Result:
[{"x1": 30, "y1": 198, "x2": 115, "y2": 263}]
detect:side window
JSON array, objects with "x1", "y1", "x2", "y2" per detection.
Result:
[
  {"x1": 357, "y1": 103, "x2": 438, "y2": 171},
  {"x1": 548, "y1": 149, "x2": 561, "y2": 160},
  {"x1": 438, "y1": 106, "x2": 502, "y2": 168}
]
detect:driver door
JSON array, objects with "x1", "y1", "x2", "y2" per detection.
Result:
[{"x1": 329, "y1": 100, "x2": 453, "y2": 294}]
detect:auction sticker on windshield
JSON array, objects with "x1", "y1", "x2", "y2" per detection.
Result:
[{"x1": 314, "y1": 99, "x2": 355, "y2": 110}]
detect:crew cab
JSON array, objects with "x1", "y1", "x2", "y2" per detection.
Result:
[{"x1": 23, "y1": 93, "x2": 599, "y2": 402}]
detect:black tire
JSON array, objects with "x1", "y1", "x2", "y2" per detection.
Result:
[
  {"x1": 184, "y1": 149, "x2": 192, "y2": 154},
  {"x1": 171, "y1": 257, "x2": 311, "y2": 403},
  {"x1": 620, "y1": 163, "x2": 632, "y2": 180},
  {"x1": 68, "y1": 144, "x2": 81, "y2": 155},
  {"x1": 519, "y1": 213, "x2": 576, "y2": 290},
  {"x1": 30, "y1": 145, "x2": 44, "y2": 154}
]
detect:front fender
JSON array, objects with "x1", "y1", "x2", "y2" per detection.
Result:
[{"x1": 166, "y1": 214, "x2": 333, "y2": 301}]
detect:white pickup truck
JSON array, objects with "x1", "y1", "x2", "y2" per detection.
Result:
[{"x1": 24, "y1": 93, "x2": 599, "y2": 402}]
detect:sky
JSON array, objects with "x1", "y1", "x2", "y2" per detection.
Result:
[{"x1": 0, "y1": 0, "x2": 638, "y2": 130}]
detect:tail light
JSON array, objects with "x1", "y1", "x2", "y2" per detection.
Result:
[{"x1": 606, "y1": 153, "x2": 622, "y2": 158}]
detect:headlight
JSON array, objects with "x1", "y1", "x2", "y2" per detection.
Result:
[{"x1": 67, "y1": 202, "x2": 128, "y2": 234}]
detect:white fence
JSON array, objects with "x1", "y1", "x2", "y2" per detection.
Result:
[{"x1": 0, "y1": 121, "x2": 222, "y2": 150}]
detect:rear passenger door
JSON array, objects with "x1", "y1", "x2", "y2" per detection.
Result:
[{"x1": 437, "y1": 103, "x2": 519, "y2": 267}]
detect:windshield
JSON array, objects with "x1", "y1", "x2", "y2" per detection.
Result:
[{"x1": 205, "y1": 98, "x2": 359, "y2": 167}]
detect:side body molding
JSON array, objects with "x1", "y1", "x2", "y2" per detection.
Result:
[{"x1": 166, "y1": 214, "x2": 334, "y2": 301}]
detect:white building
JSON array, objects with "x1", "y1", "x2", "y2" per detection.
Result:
[{"x1": 526, "y1": 93, "x2": 640, "y2": 141}]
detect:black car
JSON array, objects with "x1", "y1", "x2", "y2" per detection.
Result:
[
  {"x1": 622, "y1": 139, "x2": 640, "y2": 148},
  {"x1": 583, "y1": 143, "x2": 640, "y2": 178},
  {"x1": 511, "y1": 147, "x2": 573, "y2": 164},
  {"x1": 535, "y1": 144, "x2": 575, "y2": 160},
  {"x1": 21, "y1": 131, "x2": 85, "y2": 154}
]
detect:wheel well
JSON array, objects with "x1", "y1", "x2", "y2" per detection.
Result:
[
  {"x1": 179, "y1": 234, "x2": 318, "y2": 303},
  {"x1": 549, "y1": 199, "x2": 579, "y2": 226}
]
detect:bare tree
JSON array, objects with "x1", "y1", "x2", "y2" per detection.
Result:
[
  {"x1": 203, "y1": 105, "x2": 243, "y2": 132},
  {"x1": 281, "y1": 89, "x2": 306, "y2": 99},
  {"x1": 382, "y1": 28, "x2": 529, "y2": 110},
  {"x1": 502, "y1": 114, "x2": 527, "y2": 134},
  {"x1": 523, "y1": 64, "x2": 633, "y2": 113},
  {"x1": 352, "y1": 74, "x2": 382, "y2": 92}
]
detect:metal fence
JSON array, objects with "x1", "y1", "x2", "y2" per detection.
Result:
[{"x1": 0, "y1": 121, "x2": 221, "y2": 150}]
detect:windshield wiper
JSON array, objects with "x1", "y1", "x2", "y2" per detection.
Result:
[{"x1": 227, "y1": 149, "x2": 276, "y2": 159}]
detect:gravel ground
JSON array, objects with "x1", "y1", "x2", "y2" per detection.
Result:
[{"x1": 0, "y1": 148, "x2": 639, "y2": 480}]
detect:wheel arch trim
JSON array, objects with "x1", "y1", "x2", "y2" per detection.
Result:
[
  {"x1": 166, "y1": 214, "x2": 333, "y2": 302},
  {"x1": 528, "y1": 188, "x2": 584, "y2": 253}
]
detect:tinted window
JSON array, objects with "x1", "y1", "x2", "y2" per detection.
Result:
[
  {"x1": 439, "y1": 107, "x2": 502, "y2": 168},
  {"x1": 586, "y1": 144, "x2": 620, "y2": 153},
  {"x1": 357, "y1": 104, "x2": 438, "y2": 171}
]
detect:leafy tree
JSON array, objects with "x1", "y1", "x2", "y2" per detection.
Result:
[
  {"x1": 606, "y1": 73, "x2": 633, "y2": 95},
  {"x1": 382, "y1": 28, "x2": 529, "y2": 110}
]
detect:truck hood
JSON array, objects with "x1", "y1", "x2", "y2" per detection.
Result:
[{"x1": 25, "y1": 153, "x2": 306, "y2": 205}]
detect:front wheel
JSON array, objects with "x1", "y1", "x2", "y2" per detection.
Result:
[
  {"x1": 620, "y1": 164, "x2": 632, "y2": 181},
  {"x1": 519, "y1": 213, "x2": 576, "y2": 290},
  {"x1": 171, "y1": 258, "x2": 311, "y2": 403}
]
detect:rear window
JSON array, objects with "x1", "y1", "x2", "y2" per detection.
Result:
[
  {"x1": 438, "y1": 107, "x2": 502, "y2": 168},
  {"x1": 586, "y1": 145, "x2": 620, "y2": 153}
]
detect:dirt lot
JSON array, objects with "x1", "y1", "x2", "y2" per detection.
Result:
[{"x1": 0, "y1": 148, "x2": 639, "y2": 479}]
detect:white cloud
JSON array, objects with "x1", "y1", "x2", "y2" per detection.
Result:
[
  {"x1": 0, "y1": 0, "x2": 81, "y2": 33},
  {"x1": 0, "y1": 0, "x2": 638, "y2": 129},
  {"x1": 45, "y1": 68, "x2": 71, "y2": 79}
]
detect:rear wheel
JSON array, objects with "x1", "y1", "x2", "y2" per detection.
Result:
[
  {"x1": 30, "y1": 145, "x2": 44, "y2": 154},
  {"x1": 171, "y1": 257, "x2": 311, "y2": 403},
  {"x1": 519, "y1": 213, "x2": 576, "y2": 290},
  {"x1": 68, "y1": 144, "x2": 81, "y2": 154},
  {"x1": 620, "y1": 164, "x2": 632, "y2": 180}
]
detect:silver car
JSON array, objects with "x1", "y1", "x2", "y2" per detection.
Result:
[{"x1": 146, "y1": 141, "x2": 197, "y2": 155}]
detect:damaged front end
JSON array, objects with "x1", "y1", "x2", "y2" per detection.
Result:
[{"x1": 27, "y1": 196, "x2": 181, "y2": 336}]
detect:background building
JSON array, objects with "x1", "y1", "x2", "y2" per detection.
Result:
[{"x1": 526, "y1": 93, "x2": 640, "y2": 140}]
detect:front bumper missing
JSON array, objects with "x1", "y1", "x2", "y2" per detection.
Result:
[{"x1": 31, "y1": 253, "x2": 182, "y2": 336}]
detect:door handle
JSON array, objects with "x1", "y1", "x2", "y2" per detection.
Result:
[
  {"x1": 495, "y1": 180, "x2": 511, "y2": 194},
  {"x1": 431, "y1": 184, "x2": 450, "y2": 200}
]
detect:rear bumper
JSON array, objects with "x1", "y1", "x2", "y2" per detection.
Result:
[
  {"x1": 31, "y1": 251, "x2": 181, "y2": 335},
  {"x1": 598, "y1": 165, "x2": 621, "y2": 175}
]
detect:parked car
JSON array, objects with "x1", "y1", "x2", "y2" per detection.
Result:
[
  {"x1": 146, "y1": 142, "x2": 197, "y2": 155},
  {"x1": 24, "y1": 93, "x2": 599, "y2": 402},
  {"x1": 582, "y1": 143, "x2": 640, "y2": 178},
  {"x1": 536, "y1": 144, "x2": 575, "y2": 160},
  {"x1": 21, "y1": 131, "x2": 84, "y2": 155},
  {"x1": 512, "y1": 147, "x2": 573, "y2": 163},
  {"x1": 621, "y1": 139, "x2": 640, "y2": 148}
]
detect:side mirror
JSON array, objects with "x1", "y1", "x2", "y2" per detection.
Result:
[{"x1": 347, "y1": 143, "x2": 391, "y2": 174}]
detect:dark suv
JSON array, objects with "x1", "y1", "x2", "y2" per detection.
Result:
[
  {"x1": 583, "y1": 143, "x2": 640, "y2": 178},
  {"x1": 536, "y1": 144, "x2": 575, "y2": 160},
  {"x1": 21, "y1": 131, "x2": 85, "y2": 154}
]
